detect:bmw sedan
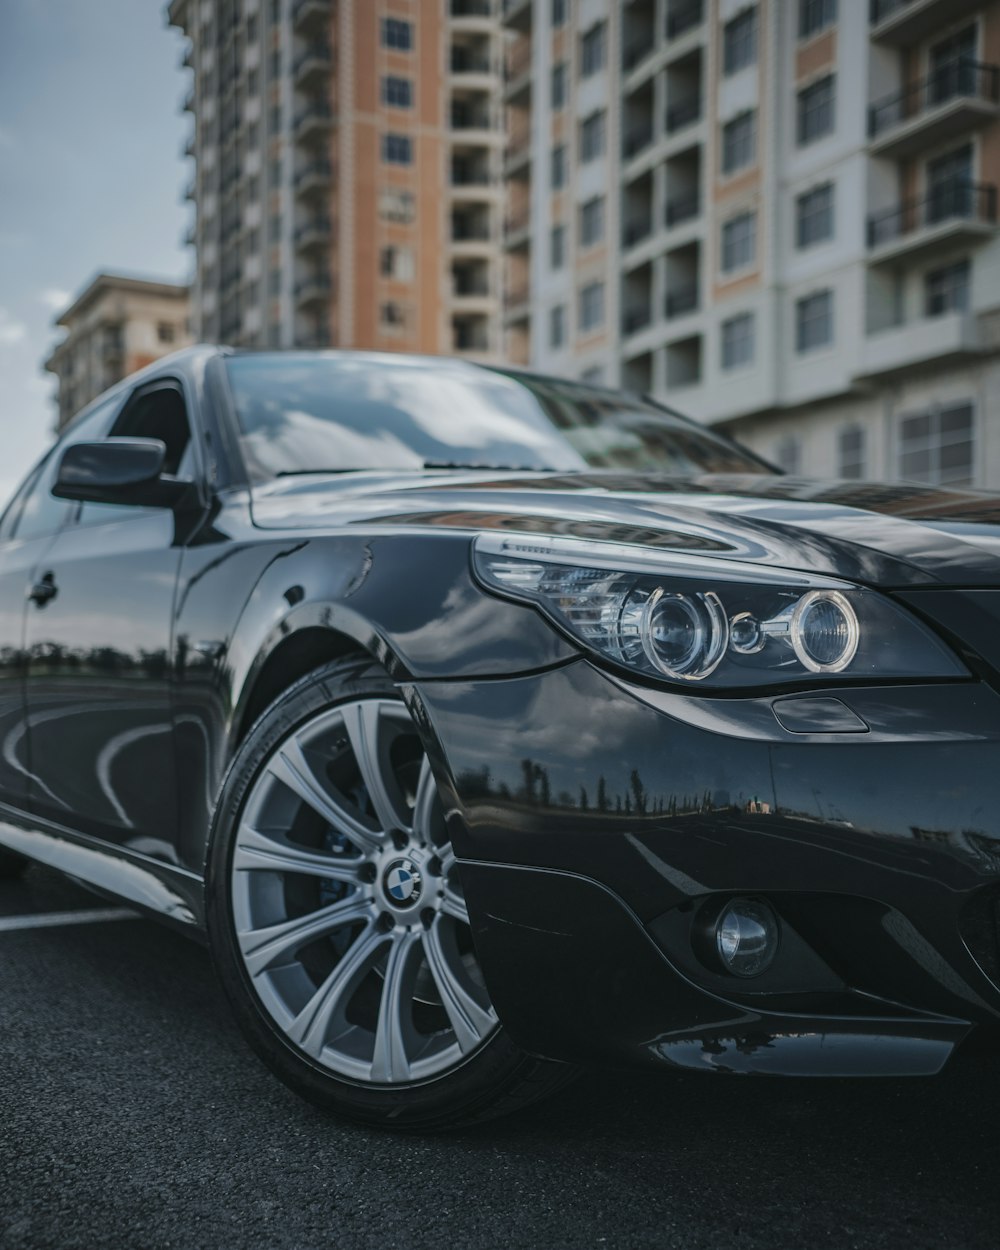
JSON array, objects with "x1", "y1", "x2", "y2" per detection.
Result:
[{"x1": 2, "y1": 346, "x2": 1000, "y2": 1129}]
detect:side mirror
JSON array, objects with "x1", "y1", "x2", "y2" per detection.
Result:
[{"x1": 52, "y1": 438, "x2": 193, "y2": 509}]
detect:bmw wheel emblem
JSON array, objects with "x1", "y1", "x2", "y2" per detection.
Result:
[{"x1": 383, "y1": 858, "x2": 422, "y2": 907}]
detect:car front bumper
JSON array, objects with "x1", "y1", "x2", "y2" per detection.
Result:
[{"x1": 408, "y1": 658, "x2": 1000, "y2": 1076}]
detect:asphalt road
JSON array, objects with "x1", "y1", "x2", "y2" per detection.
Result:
[{"x1": 1, "y1": 865, "x2": 999, "y2": 1250}]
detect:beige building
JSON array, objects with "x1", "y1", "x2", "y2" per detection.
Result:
[
  {"x1": 505, "y1": 0, "x2": 1000, "y2": 489},
  {"x1": 169, "y1": 0, "x2": 506, "y2": 360},
  {"x1": 44, "y1": 274, "x2": 191, "y2": 430}
]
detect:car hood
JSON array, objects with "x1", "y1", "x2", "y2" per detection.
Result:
[{"x1": 248, "y1": 469, "x2": 1000, "y2": 588}]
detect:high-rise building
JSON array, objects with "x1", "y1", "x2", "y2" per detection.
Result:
[
  {"x1": 44, "y1": 274, "x2": 191, "y2": 430},
  {"x1": 170, "y1": 0, "x2": 506, "y2": 360},
  {"x1": 504, "y1": 0, "x2": 1000, "y2": 488}
]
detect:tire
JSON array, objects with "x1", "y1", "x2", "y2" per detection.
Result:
[
  {"x1": 0, "y1": 847, "x2": 28, "y2": 879},
  {"x1": 206, "y1": 655, "x2": 577, "y2": 1130}
]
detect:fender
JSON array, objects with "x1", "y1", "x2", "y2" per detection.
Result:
[{"x1": 172, "y1": 523, "x2": 576, "y2": 872}]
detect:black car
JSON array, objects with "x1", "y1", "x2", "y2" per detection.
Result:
[{"x1": 2, "y1": 346, "x2": 1000, "y2": 1129}]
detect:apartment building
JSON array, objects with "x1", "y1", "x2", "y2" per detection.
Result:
[
  {"x1": 169, "y1": 0, "x2": 506, "y2": 360},
  {"x1": 44, "y1": 274, "x2": 191, "y2": 430},
  {"x1": 505, "y1": 0, "x2": 1000, "y2": 489}
]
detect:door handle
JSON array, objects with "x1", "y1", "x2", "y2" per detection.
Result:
[{"x1": 28, "y1": 573, "x2": 58, "y2": 607}]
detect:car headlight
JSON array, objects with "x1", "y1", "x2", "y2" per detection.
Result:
[{"x1": 472, "y1": 533, "x2": 965, "y2": 687}]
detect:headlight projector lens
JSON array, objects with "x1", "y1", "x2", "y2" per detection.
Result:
[
  {"x1": 714, "y1": 898, "x2": 780, "y2": 978},
  {"x1": 790, "y1": 590, "x2": 859, "y2": 673},
  {"x1": 641, "y1": 588, "x2": 728, "y2": 680}
]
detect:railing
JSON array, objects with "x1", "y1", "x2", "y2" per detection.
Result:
[
  {"x1": 455, "y1": 275, "x2": 492, "y2": 297},
  {"x1": 504, "y1": 209, "x2": 530, "y2": 235},
  {"x1": 454, "y1": 49, "x2": 494, "y2": 74},
  {"x1": 869, "y1": 59, "x2": 999, "y2": 137},
  {"x1": 870, "y1": 0, "x2": 911, "y2": 25},
  {"x1": 295, "y1": 273, "x2": 332, "y2": 298},
  {"x1": 295, "y1": 159, "x2": 333, "y2": 187},
  {"x1": 451, "y1": 106, "x2": 493, "y2": 130},
  {"x1": 666, "y1": 0, "x2": 703, "y2": 39},
  {"x1": 452, "y1": 165, "x2": 494, "y2": 185},
  {"x1": 454, "y1": 221, "x2": 494, "y2": 241},
  {"x1": 623, "y1": 122, "x2": 654, "y2": 159},
  {"x1": 665, "y1": 285, "x2": 698, "y2": 318},
  {"x1": 664, "y1": 190, "x2": 699, "y2": 227},
  {"x1": 293, "y1": 43, "x2": 332, "y2": 77},
  {"x1": 666, "y1": 96, "x2": 701, "y2": 133},
  {"x1": 867, "y1": 180, "x2": 997, "y2": 248},
  {"x1": 294, "y1": 102, "x2": 333, "y2": 132},
  {"x1": 294, "y1": 215, "x2": 332, "y2": 242},
  {"x1": 623, "y1": 306, "x2": 652, "y2": 335},
  {"x1": 622, "y1": 217, "x2": 652, "y2": 248}
]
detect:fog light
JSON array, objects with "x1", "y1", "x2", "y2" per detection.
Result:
[{"x1": 715, "y1": 898, "x2": 779, "y2": 978}]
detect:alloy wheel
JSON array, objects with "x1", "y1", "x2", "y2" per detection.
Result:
[{"x1": 230, "y1": 698, "x2": 498, "y2": 1085}]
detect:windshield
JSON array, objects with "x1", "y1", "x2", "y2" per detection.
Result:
[{"x1": 224, "y1": 353, "x2": 770, "y2": 480}]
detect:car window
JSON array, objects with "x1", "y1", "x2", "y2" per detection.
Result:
[
  {"x1": 13, "y1": 451, "x2": 74, "y2": 541},
  {"x1": 76, "y1": 382, "x2": 193, "y2": 528}
]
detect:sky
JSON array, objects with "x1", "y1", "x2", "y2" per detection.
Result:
[{"x1": 0, "y1": 0, "x2": 189, "y2": 508}]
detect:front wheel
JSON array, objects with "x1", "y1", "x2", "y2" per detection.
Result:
[{"x1": 207, "y1": 656, "x2": 575, "y2": 1130}]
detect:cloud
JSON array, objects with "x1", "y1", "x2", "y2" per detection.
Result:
[
  {"x1": 0, "y1": 309, "x2": 27, "y2": 347},
  {"x1": 39, "y1": 288, "x2": 71, "y2": 313}
]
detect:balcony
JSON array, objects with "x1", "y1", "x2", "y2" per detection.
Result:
[
  {"x1": 666, "y1": 96, "x2": 700, "y2": 134},
  {"x1": 623, "y1": 122, "x2": 654, "y2": 161},
  {"x1": 453, "y1": 272, "x2": 492, "y2": 298},
  {"x1": 665, "y1": 0, "x2": 703, "y2": 39},
  {"x1": 665, "y1": 285, "x2": 698, "y2": 319},
  {"x1": 293, "y1": 43, "x2": 332, "y2": 90},
  {"x1": 870, "y1": 0, "x2": 982, "y2": 45},
  {"x1": 505, "y1": 133, "x2": 531, "y2": 175},
  {"x1": 855, "y1": 311, "x2": 986, "y2": 380},
  {"x1": 454, "y1": 47, "x2": 495, "y2": 77},
  {"x1": 453, "y1": 219, "x2": 494, "y2": 244},
  {"x1": 500, "y1": 0, "x2": 530, "y2": 32},
  {"x1": 294, "y1": 214, "x2": 333, "y2": 250},
  {"x1": 622, "y1": 40, "x2": 655, "y2": 75},
  {"x1": 664, "y1": 191, "x2": 699, "y2": 228},
  {"x1": 292, "y1": 0, "x2": 331, "y2": 34},
  {"x1": 622, "y1": 306, "x2": 652, "y2": 336},
  {"x1": 622, "y1": 217, "x2": 652, "y2": 249},
  {"x1": 454, "y1": 0, "x2": 493, "y2": 13},
  {"x1": 451, "y1": 164, "x2": 496, "y2": 191},
  {"x1": 294, "y1": 159, "x2": 334, "y2": 197},
  {"x1": 294, "y1": 102, "x2": 334, "y2": 143},
  {"x1": 451, "y1": 103, "x2": 494, "y2": 134},
  {"x1": 503, "y1": 208, "x2": 530, "y2": 248},
  {"x1": 294, "y1": 272, "x2": 332, "y2": 308},
  {"x1": 869, "y1": 60, "x2": 1000, "y2": 158},
  {"x1": 867, "y1": 180, "x2": 997, "y2": 264}
]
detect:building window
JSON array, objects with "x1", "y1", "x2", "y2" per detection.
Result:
[
  {"x1": 580, "y1": 111, "x2": 606, "y2": 163},
  {"x1": 775, "y1": 436, "x2": 802, "y2": 474},
  {"x1": 551, "y1": 62, "x2": 567, "y2": 109},
  {"x1": 721, "y1": 211, "x2": 756, "y2": 272},
  {"x1": 380, "y1": 301, "x2": 409, "y2": 332},
  {"x1": 379, "y1": 245, "x2": 414, "y2": 282},
  {"x1": 799, "y1": 0, "x2": 837, "y2": 39},
  {"x1": 157, "y1": 322, "x2": 176, "y2": 344},
  {"x1": 381, "y1": 18, "x2": 412, "y2": 51},
  {"x1": 381, "y1": 76, "x2": 413, "y2": 109},
  {"x1": 723, "y1": 7, "x2": 758, "y2": 76},
  {"x1": 721, "y1": 111, "x2": 756, "y2": 175},
  {"x1": 580, "y1": 196, "x2": 604, "y2": 247},
  {"x1": 552, "y1": 0, "x2": 567, "y2": 26},
  {"x1": 796, "y1": 182, "x2": 834, "y2": 248},
  {"x1": 797, "y1": 75, "x2": 835, "y2": 145},
  {"x1": 380, "y1": 188, "x2": 415, "y2": 223},
  {"x1": 795, "y1": 289, "x2": 834, "y2": 352},
  {"x1": 838, "y1": 425, "x2": 865, "y2": 479},
  {"x1": 551, "y1": 144, "x2": 567, "y2": 189},
  {"x1": 382, "y1": 133, "x2": 413, "y2": 165},
  {"x1": 580, "y1": 22, "x2": 607, "y2": 77},
  {"x1": 549, "y1": 224, "x2": 565, "y2": 269},
  {"x1": 579, "y1": 281, "x2": 605, "y2": 333},
  {"x1": 721, "y1": 312, "x2": 755, "y2": 370},
  {"x1": 925, "y1": 258, "x2": 970, "y2": 317},
  {"x1": 898, "y1": 403, "x2": 974, "y2": 486},
  {"x1": 550, "y1": 304, "x2": 566, "y2": 348}
]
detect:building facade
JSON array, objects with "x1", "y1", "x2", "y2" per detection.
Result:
[
  {"x1": 170, "y1": 0, "x2": 506, "y2": 360},
  {"x1": 44, "y1": 274, "x2": 191, "y2": 430},
  {"x1": 504, "y1": 0, "x2": 1000, "y2": 488}
]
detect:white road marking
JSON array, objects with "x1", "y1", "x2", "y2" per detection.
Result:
[{"x1": 0, "y1": 907, "x2": 139, "y2": 933}]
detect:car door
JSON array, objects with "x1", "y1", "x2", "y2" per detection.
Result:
[
  {"x1": 0, "y1": 442, "x2": 82, "y2": 814},
  {"x1": 23, "y1": 379, "x2": 198, "y2": 862}
]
